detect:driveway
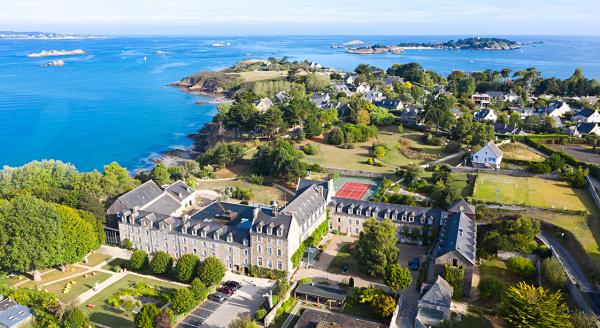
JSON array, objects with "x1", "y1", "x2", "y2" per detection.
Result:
[
  {"x1": 178, "y1": 272, "x2": 275, "y2": 328},
  {"x1": 395, "y1": 244, "x2": 427, "y2": 328}
]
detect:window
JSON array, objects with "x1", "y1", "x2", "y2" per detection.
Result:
[
  {"x1": 266, "y1": 227, "x2": 272, "y2": 235},
  {"x1": 257, "y1": 245, "x2": 262, "y2": 253},
  {"x1": 268, "y1": 259, "x2": 272, "y2": 268},
  {"x1": 337, "y1": 218, "x2": 341, "y2": 223},
  {"x1": 277, "y1": 261, "x2": 283, "y2": 270},
  {"x1": 268, "y1": 237, "x2": 272, "y2": 244},
  {"x1": 355, "y1": 219, "x2": 360, "y2": 225},
  {"x1": 210, "y1": 243, "x2": 215, "y2": 250},
  {"x1": 277, "y1": 248, "x2": 282, "y2": 257},
  {"x1": 257, "y1": 257, "x2": 263, "y2": 267},
  {"x1": 277, "y1": 239, "x2": 282, "y2": 246},
  {"x1": 244, "y1": 249, "x2": 248, "y2": 256},
  {"x1": 243, "y1": 239, "x2": 248, "y2": 246},
  {"x1": 267, "y1": 247, "x2": 272, "y2": 256}
]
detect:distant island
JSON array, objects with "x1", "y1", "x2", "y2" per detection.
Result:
[
  {"x1": 346, "y1": 44, "x2": 404, "y2": 55},
  {"x1": 40, "y1": 60, "x2": 65, "y2": 67},
  {"x1": 396, "y1": 37, "x2": 521, "y2": 50},
  {"x1": 27, "y1": 49, "x2": 85, "y2": 58},
  {"x1": 0, "y1": 31, "x2": 103, "y2": 40}
]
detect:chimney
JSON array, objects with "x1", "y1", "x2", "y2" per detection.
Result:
[
  {"x1": 253, "y1": 207, "x2": 260, "y2": 220},
  {"x1": 183, "y1": 214, "x2": 190, "y2": 223},
  {"x1": 317, "y1": 186, "x2": 324, "y2": 197},
  {"x1": 178, "y1": 192, "x2": 183, "y2": 198}
]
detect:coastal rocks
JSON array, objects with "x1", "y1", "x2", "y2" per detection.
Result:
[
  {"x1": 172, "y1": 71, "x2": 243, "y2": 96},
  {"x1": 27, "y1": 49, "x2": 85, "y2": 58},
  {"x1": 210, "y1": 43, "x2": 231, "y2": 47},
  {"x1": 41, "y1": 59, "x2": 64, "y2": 67},
  {"x1": 343, "y1": 40, "x2": 364, "y2": 46},
  {"x1": 347, "y1": 45, "x2": 404, "y2": 55}
]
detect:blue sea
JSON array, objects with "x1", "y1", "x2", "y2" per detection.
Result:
[{"x1": 1, "y1": 35, "x2": 600, "y2": 172}]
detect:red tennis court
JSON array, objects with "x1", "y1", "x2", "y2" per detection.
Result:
[{"x1": 336, "y1": 182, "x2": 373, "y2": 200}]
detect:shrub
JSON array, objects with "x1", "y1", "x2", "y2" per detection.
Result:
[
  {"x1": 123, "y1": 238, "x2": 133, "y2": 250},
  {"x1": 542, "y1": 258, "x2": 568, "y2": 288},
  {"x1": 197, "y1": 257, "x2": 226, "y2": 286},
  {"x1": 170, "y1": 288, "x2": 196, "y2": 314},
  {"x1": 327, "y1": 127, "x2": 345, "y2": 145},
  {"x1": 443, "y1": 264, "x2": 464, "y2": 299},
  {"x1": 231, "y1": 186, "x2": 253, "y2": 201},
  {"x1": 150, "y1": 251, "x2": 173, "y2": 275},
  {"x1": 175, "y1": 254, "x2": 200, "y2": 282},
  {"x1": 444, "y1": 140, "x2": 461, "y2": 153},
  {"x1": 478, "y1": 276, "x2": 505, "y2": 302},
  {"x1": 298, "y1": 278, "x2": 312, "y2": 284},
  {"x1": 154, "y1": 308, "x2": 174, "y2": 328},
  {"x1": 130, "y1": 249, "x2": 148, "y2": 271},
  {"x1": 571, "y1": 310, "x2": 596, "y2": 328},
  {"x1": 255, "y1": 307, "x2": 267, "y2": 321},
  {"x1": 302, "y1": 144, "x2": 318, "y2": 155},
  {"x1": 373, "y1": 144, "x2": 388, "y2": 158},
  {"x1": 507, "y1": 257, "x2": 536, "y2": 278},
  {"x1": 528, "y1": 162, "x2": 552, "y2": 174},
  {"x1": 244, "y1": 174, "x2": 265, "y2": 185},
  {"x1": 112, "y1": 265, "x2": 122, "y2": 273},
  {"x1": 62, "y1": 307, "x2": 88, "y2": 328},
  {"x1": 190, "y1": 278, "x2": 209, "y2": 302},
  {"x1": 371, "y1": 294, "x2": 396, "y2": 318},
  {"x1": 134, "y1": 304, "x2": 159, "y2": 328}
]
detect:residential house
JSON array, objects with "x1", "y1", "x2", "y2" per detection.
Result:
[
  {"x1": 493, "y1": 123, "x2": 526, "y2": 135},
  {"x1": 473, "y1": 108, "x2": 497, "y2": 122},
  {"x1": 511, "y1": 107, "x2": 535, "y2": 120},
  {"x1": 377, "y1": 75, "x2": 404, "y2": 86},
  {"x1": 401, "y1": 106, "x2": 424, "y2": 125},
  {"x1": 255, "y1": 97, "x2": 274, "y2": 113},
  {"x1": 487, "y1": 90, "x2": 520, "y2": 103},
  {"x1": 334, "y1": 82, "x2": 353, "y2": 96},
  {"x1": 373, "y1": 99, "x2": 403, "y2": 111},
  {"x1": 471, "y1": 140, "x2": 503, "y2": 168},
  {"x1": 567, "y1": 123, "x2": 600, "y2": 137},
  {"x1": 345, "y1": 73, "x2": 359, "y2": 85},
  {"x1": 362, "y1": 91, "x2": 385, "y2": 103},
  {"x1": 539, "y1": 101, "x2": 572, "y2": 117},
  {"x1": 573, "y1": 108, "x2": 600, "y2": 123},
  {"x1": 355, "y1": 82, "x2": 371, "y2": 93},
  {"x1": 450, "y1": 107, "x2": 463, "y2": 119},
  {"x1": 275, "y1": 91, "x2": 290, "y2": 103},
  {"x1": 415, "y1": 276, "x2": 454, "y2": 328},
  {"x1": 433, "y1": 210, "x2": 477, "y2": 297},
  {"x1": 0, "y1": 297, "x2": 33, "y2": 328},
  {"x1": 471, "y1": 93, "x2": 491, "y2": 107},
  {"x1": 310, "y1": 93, "x2": 331, "y2": 108}
]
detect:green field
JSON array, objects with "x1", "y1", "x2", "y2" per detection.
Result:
[
  {"x1": 327, "y1": 243, "x2": 360, "y2": 275},
  {"x1": 46, "y1": 271, "x2": 112, "y2": 304},
  {"x1": 81, "y1": 275, "x2": 183, "y2": 327},
  {"x1": 499, "y1": 143, "x2": 545, "y2": 162},
  {"x1": 479, "y1": 259, "x2": 524, "y2": 286},
  {"x1": 195, "y1": 179, "x2": 288, "y2": 205},
  {"x1": 473, "y1": 174, "x2": 589, "y2": 212},
  {"x1": 81, "y1": 252, "x2": 112, "y2": 267}
]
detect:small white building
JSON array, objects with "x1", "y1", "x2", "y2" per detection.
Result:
[
  {"x1": 540, "y1": 101, "x2": 572, "y2": 117},
  {"x1": 474, "y1": 108, "x2": 497, "y2": 122},
  {"x1": 573, "y1": 108, "x2": 600, "y2": 123},
  {"x1": 355, "y1": 82, "x2": 371, "y2": 93},
  {"x1": 472, "y1": 141, "x2": 503, "y2": 168},
  {"x1": 255, "y1": 97, "x2": 274, "y2": 113}
]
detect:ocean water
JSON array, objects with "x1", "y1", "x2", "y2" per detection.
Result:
[{"x1": 1, "y1": 35, "x2": 600, "y2": 172}]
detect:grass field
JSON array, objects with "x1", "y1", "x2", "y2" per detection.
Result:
[
  {"x1": 377, "y1": 127, "x2": 445, "y2": 167},
  {"x1": 327, "y1": 243, "x2": 360, "y2": 275},
  {"x1": 81, "y1": 252, "x2": 112, "y2": 267},
  {"x1": 231, "y1": 70, "x2": 288, "y2": 82},
  {"x1": 81, "y1": 274, "x2": 183, "y2": 328},
  {"x1": 479, "y1": 259, "x2": 524, "y2": 286},
  {"x1": 20, "y1": 266, "x2": 87, "y2": 288},
  {"x1": 46, "y1": 271, "x2": 111, "y2": 304},
  {"x1": 473, "y1": 174, "x2": 589, "y2": 212},
  {"x1": 499, "y1": 143, "x2": 545, "y2": 162},
  {"x1": 195, "y1": 179, "x2": 288, "y2": 205}
]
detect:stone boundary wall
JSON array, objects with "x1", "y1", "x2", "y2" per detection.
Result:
[
  {"x1": 586, "y1": 176, "x2": 600, "y2": 212},
  {"x1": 263, "y1": 281, "x2": 299, "y2": 326}
]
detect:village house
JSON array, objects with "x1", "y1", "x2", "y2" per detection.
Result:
[
  {"x1": 362, "y1": 91, "x2": 385, "y2": 103},
  {"x1": 0, "y1": 297, "x2": 33, "y2": 328},
  {"x1": 450, "y1": 107, "x2": 463, "y2": 119},
  {"x1": 415, "y1": 276, "x2": 454, "y2": 328},
  {"x1": 374, "y1": 99, "x2": 403, "y2": 110},
  {"x1": 355, "y1": 82, "x2": 371, "y2": 93},
  {"x1": 309, "y1": 93, "x2": 331, "y2": 108},
  {"x1": 255, "y1": 97, "x2": 274, "y2": 113},
  {"x1": 471, "y1": 140, "x2": 503, "y2": 168},
  {"x1": 401, "y1": 106, "x2": 424, "y2": 125},
  {"x1": 473, "y1": 108, "x2": 497, "y2": 122},
  {"x1": 471, "y1": 93, "x2": 491, "y2": 107},
  {"x1": 487, "y1": 90, "x2": 520, "y2": 103},
  {"x1": 334, "y1": 82, "x2": 353, "y2": 96},
  {"x1": 275, "y1": 91, "x2": 289, "y2": 103},
  {"x1": 567, "y1": 123, "x2": 600, "y2": 137},
  {"x1": 539, "y1": 100, "x2": 572, "y2": 117},
  {"x1": 493, "y1": 123, "x2": 526, "y2": 135},
  {"x1": 511, "y1": 107, "x2": 536, "y2": 120},
  {"x1": 572, "y1": 108, "x2": 600, "y2": 123}
]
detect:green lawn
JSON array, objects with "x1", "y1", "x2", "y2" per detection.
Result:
[
  {"x1": 342, "y1": 300, "x2": 383, "y2": 323},
  {"x1": 479, "y1": 259, "x2": 524, "y2": 286},
  {"x1": 101, "y1": 258, "x2": 130, "y2": 272},
  {"x1": 46, "y1": 271, "x2": 112, "y2": 304},
  {"x1": 195, "y1": 179, "x2": 288, "y2": 205},
  {"x1": 473, "y1": 174, "x2": 589, "y2": 212},
  {"x1": 20, "y1": 266, "x2": 87, "y2": 288},
  {"x1": 81, "y1": 274, "x2": 183, "y2": 328},
  {"x1": 81, "y1": 252, "x2": 112, "y2": 267},
  {"x1": 327, "y1": 244, "x2": 360, "y2": 275},
  {"x1": 377, "y1": 127, "x2": 445, "y2": 167},
  {"x1": 499, "y1": 143, "x2": 545, "y2": 162},
  {"x1": 453, "y1": 311, "x2": 492, "y2": 328}
]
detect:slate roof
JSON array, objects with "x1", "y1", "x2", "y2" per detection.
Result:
[
  {"x1": 280, "y1": 184, "x2": 327, "y2": 231},
  {"x1": 310, "y1": 93, "x2": 330, "y2": 107},
  {"x1": 295, "y1": 309, "x2": 383, "y2": 328},
  {"x1": 373, "y1": 99, "x2": 402, "y2": 110},
  {"x1": 483, "y1": 140, "x2": 503, "y2": 158},
  {"x1": 436, "y1": 212, "x2": 477, "y2": 264},
  {"x1": 330, "y1": 197, "x2": 444, "y2": 225},
  {"x1": 419, "y1": 276, "x2": 453, "y2": 309},
  {"x1": 576, "y1": 108, "x2": 597, "y2": 118},
  {"x1": 577, "y1": 123, "x2": 599, "y2": 134},
  {"x1": 0, "y1": 298, "x2": 33, "y2": 328},
  {"x1": 142, "y1": 193, "x2": 183, "y2": 215},
  {"x1": 297, "y1": 179, "x2": 333, "y2": 199},
  {"x1": 295, "y1": 283, "x2": 348, "y2": 302},
  {"x1": 447, "y1": 199, "x2": 476, "y2": 216},
  {"x1": 474, "y1": 109, "x2": 493, "y2": 121},
  {"x1": 165, "y1": 180, "x2": 194, "y2": 200},
  {"x1": 107, "y1": 180, "x2": 164, "y2": 214}
]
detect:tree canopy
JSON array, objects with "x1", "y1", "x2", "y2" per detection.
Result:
[{"x1": 355, "y1": 218, "x2": 398, "y2": 277}]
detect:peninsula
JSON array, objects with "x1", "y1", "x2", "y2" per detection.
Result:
[
  {"x1": 0, "y1": 31, "x2": 101, "y2": 39},
  {"x1": 27, "y1": 49, "x2": 85, "y2": 58},
  {"x1": 396, "y1": 37, "x2": 520, "y2": 50},
  {"x1": 346, "y1": 45, "x2": 404, "y2": 55}
]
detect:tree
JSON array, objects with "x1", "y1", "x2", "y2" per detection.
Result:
[
  {"x1": 480, "y1": 216, "x2": 540, "y2": 255},
  {"x1": 190, "y1": 278, "x2": 209, "y2": 302},
  {"x1": 384, "y1": 263, "x2": 413, "y2": 292},
  {"x1": 571, "y1": 310, "x2": 595, "y2": 328},
  {"x1": 170, "y1": 288, "x2": 196, "y2": 314},
  {"x1": 371, "y1": 294, "x2": 397, "y2": 318},
  {"x1": 102, "y1": 162, "x2": 136, "y2": 197},
  {"x1": 443, "y1": 264, "x2": 464, "y2": 299},
  {"x1": 62, "y1": 307, "x2": 89, "y2": 328},
  {"x1": 422, "y1": 94, "x2": 456, "y2": 131},
  {"x1": 175, "y1": 254, "x2": 200, "y2": 282},
  {"x1": 327, "y1": 127, "x2": 345, "y2": 145},
  {"x1": 149, "y1": 163, "x2": 171, "y2": 186},
  {"x1": 228, "y1": 316, "x2": 260, "y2": 328},
  {"x1": 54, "y1": 204, "x2": 98, "y2": 265},
  {"x1": 134, "y1": 304, "x2": 159, "y2": 328},
  {"x1": 252, "y1": 140, "x2": 307, "y2": 181},
  {"x1": 509, "y1": 111, "x2": 521, "y2": 128},
  {"x1": 457, "y1": 77, "x2": 476, "y2": 98},
  {"x1": 355, "y1": 218, "x2": 398, "y2": 277},
  {"x1": 150, "y1": 251, "x2": 173, "y2": 275},
  {"x1": 154, "y1": 308, "x2": 174, "y2": 328},
  {"x1": 304, "y1": 111, "x2": 324, "y2": 137},
  {"x1": 223, "y1": 102, "x2": 259, "y2": 136},
  {"x1": 0, "y1": 195, "x2": 64, "y2": 280},
  {"x1": 130, "y1": 249, "x2": 149, "y2": 271},
  {"x1": 258, "y1": 106, "x2": 285, "y2": 139},
  {"x1": 478, "y1": 276, "x2": 506, "y2": 302},
  {"x1": 499, "y1": 282, "x2": 571, "y2": 328},
  {"x1": 197, "y1": 257, "x2": 226, "y2": 286},
  {"x1": 542, "y1": 258, "x2": 568, "y2": 288}
]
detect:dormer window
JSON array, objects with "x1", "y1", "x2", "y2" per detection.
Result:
[
  {"x1": 227, "y1": 234, "x2": 233, "y2": 243},
  {"x1": 243, "y1": 239, "x2": 248, "y2": 246},
  {"x1": 200, "y1": 230, "x2": 206, "y2": 238},
  {"x1": 214, "y1": 232, "x2": 219, "y2": 240},
  {"x1": 191, "y1": 229, "x2": 196, "y2": 236},
  {"x1": 277, "y1": 227, "x2": 284, "y2": 237},
  {"x1": 256, "y1": 224, "x2": 263, "y2": 233},
  {"x1": 267, "y1": 226, "x2": 272, "y2": 235}
]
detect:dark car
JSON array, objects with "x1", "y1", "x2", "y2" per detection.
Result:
[
  {"x1": 209, "y1": 292, "x2": 229, "y2": 303},
  {"x1": 409, "y1": 258, "x2": 420, "y2": 271},
  {"x1": 342, "y1": 263, "x2": 349, "y2": 274},
  {"x1": 223, "y1": 281, "x2": 242, "y2": 290},
  {"x1": 217, "y1": 286, "x2": 235, "y2": 295}
]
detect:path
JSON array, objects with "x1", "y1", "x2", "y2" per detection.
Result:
[
  {"x1": 423, "y1": 150, "x2": 466, "y2": 167},
  {"x1": 273, "y1": 183, "x2": 295, "y2": 196},
  {"x1": 280, "y1": 301, "x2": 301, "y2": 328},
  {"x1": 518, "y1": 141, "x2": 548, "y2": 158}
]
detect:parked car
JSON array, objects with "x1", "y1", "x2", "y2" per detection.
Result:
[
  {"x1": 217, "y1": 286, "x2": 235, "y2": 295},
  {"x1": 223, "y1": 280, "x2": 242, "y2": 290},
  {"x1": 209, "y1": 292, "x2": 229, "y2": 303},
  {"x1": 409, "y1": 258, "x2": 420, "y2": 271},
  {"x1": 342, "y1": 263, "x2": 349, "y2": 274}
]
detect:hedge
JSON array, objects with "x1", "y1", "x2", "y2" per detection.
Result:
[
  {"x1": 524, "y1": 137, "x2": 600, "y2": 180},
  {"x1": 291, "y1": 211, "x2": 330, "y2": 268}
]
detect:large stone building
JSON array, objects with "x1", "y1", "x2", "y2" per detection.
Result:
[{"x1": 112, "y1": 179, "x2": 333, "y2": 275}]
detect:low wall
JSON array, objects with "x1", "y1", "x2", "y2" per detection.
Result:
[
  {"x1": 586, "y1": 176, "x2": 600, "y2": 212},
  {"x1": 325, "y1": 167, "x2": 395, "y2": 179},
  {"x1": 451, "y1": 166, "x2": 561, "y2": 179},
  {"x1": 263, "y1": 281, "x2": 299, "y2": 327}
]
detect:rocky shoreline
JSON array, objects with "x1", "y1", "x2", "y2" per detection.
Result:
[{"x1": 27, "y1": 49, "x2": 85, "y2": 58}]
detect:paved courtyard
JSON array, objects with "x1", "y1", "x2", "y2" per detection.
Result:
[{"x1": 178, "y1": 272, "x2": 275, "y2": 328}]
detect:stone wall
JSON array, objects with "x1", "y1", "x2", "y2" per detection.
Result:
[
  {"x1": 586, "y1": 176, "x2": 600, "y2": 212},
  {"x1": 325, "y1": 167, "x2": 396, "y2": 179}
]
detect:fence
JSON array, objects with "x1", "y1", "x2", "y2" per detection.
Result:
[
  {"x1": 586, "y1": 176, "x2": 600, "y2": 212},
  {"x1": 450, "y1": 166, "x2": 561, "y2": 179},
  {"x1": 325, "y1": 167, "x2": 396, "y2": 179}
]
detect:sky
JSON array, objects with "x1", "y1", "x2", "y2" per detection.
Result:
[{"x1": 2, "y1": 0, "x2": 600, "y2": 36}]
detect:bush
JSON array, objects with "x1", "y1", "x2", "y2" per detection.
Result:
[
  {"x1": 528, "y1": 162, "x2": 552, "y2": 174},
  {"x1": 149, "y1": 251, "x2": 173, "y2": 275},
  {"x1": 255, "y1": 307, "x2": 267, "y2": 321},
  {"x1": 507, "y1": 257, "x2": 536, "y2": 278},
  {"x1": 190, "y1": 278, "x2": 209, "y2": 302},
  {"x1": 571, "y1": 310, "x2": 596, "y2": 328},
  {"x1": 443, "y1": 264, "x2": 464, "y2": 299},
  {"x1": 478, "y1": 276, "x2": 505, "y2": 302},
  {"x1": 371, "y1": 294, "x2": 396, "y2": 318},
  {"x1": 302, "y1": 144, "x2": 318, "y2": 155},
  {"x1": 112, "y1": 265, "x2": 122, "y2": 273},
  {"x1": 231, "y1": 186, "x2": 253, "y2": 201},
  {"x1": 134, "y1": 304, "x2": 159, "y2": 328},
  {"x1": 542, "y1": 258, "x2": 568, "y2": 288},
  {"x1": 130, "y1": 249, "x2": 148, "y2": 271},
  {"x1": 170, "y1": 288, "x2": 196, "y2": 314},
  {"x1": 62, "y1": 307, "x2": 88, "y2": 328},
  {"x1": 372, "y1": 144, "x2": 388, "y2": 158},
  {"x1": 248, "y1": 265, "x2": 287, "y2": 280},
  {"x1": 154, "y1": 308, "x2": 174, "y2": 328},
  {"x1": 123, "y1": 238, "x2": 133, "y2": 250},
  {"x1": 175, "y1": 254, "x2": 200, "y2": 282},
  {"x1": 197, "y1": 257, "x2": 226, "y2": 286},
  {"x1": 298, "y1": 278, "x2": 312, "y2": 285},
  {"x1": 244, "y1": 174, "x2": 265, "y2": 185},
  {"x1": 327, "y1": 127, "x2": 345, "y2": 145},
  {"x1": 444, "y1": 140, "x2": 461, "y2": 153}
]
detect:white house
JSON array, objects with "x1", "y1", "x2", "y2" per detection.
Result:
[
  {"x1": 540, "y1": 101, "x2": 572, "y2": 117},
  {"x1": 309, "y1": 93, "x2": 330, "y2": 108},
  {"x1": 355, "y1": 82, "x2": 371, "y2": 93},
  {"x1": 474, "y1": 109, "x2": 497, "y2": 122},
  {"x1": 573, "y1": 108, "x2": 600, "y2": 123},
  {"x1": 472, "y1": 93, "x2": 491, "y2": 107},
  {"x1": 255, "y1": 97, "x2": 274, "y2": 113},
  {"x1": 362, "y1": 91, "x2": 385, "y2": 103},
  {"x1": 472, "y1": 141, "x2": 503, "y2": 168},
  {"x1": 567, "y1": 123, "x2": 600, "y2": 138}
]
